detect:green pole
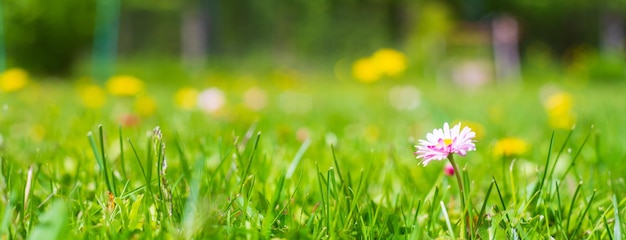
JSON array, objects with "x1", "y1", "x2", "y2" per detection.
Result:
[
  {"x1": 92, "y1": 0, "x2": 120, "y2": 84},
  {"x1": 0, "y1": 1, "x2": 6, "y2": 71}
]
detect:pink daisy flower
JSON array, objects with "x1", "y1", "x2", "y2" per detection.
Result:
[{"x1": 415, "y1": 122, "x2": 476, "y2": 166}]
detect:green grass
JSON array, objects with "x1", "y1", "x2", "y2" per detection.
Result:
[{"x1": 0, "y1": 68, "x2": 625, "y2": 239}]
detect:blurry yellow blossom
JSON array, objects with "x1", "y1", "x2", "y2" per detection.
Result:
[
  {"x1": 134, "y1": 95, "x2": 157, "y2": 116},
  {"x1": 544, "y1": 92, "x2": 573, "y2": 115},
  {"x1": 352, "y1": 58, "x2": 381, "y2": 83},
  {"x1": 78, "y1": 84, "x2": 107, "y2": 109},
  {"x1": 460, "y1": 121, "x2": 486, "y2": 140},
  {"x1": 372, "y1": 48, "x2": 407, "y2": 77},
  {"x1": 174, "y1": 87, "x2": 198, "y2": 110},
  {"x1": 352, "y1": 48, "x2": 408, "y2": 83},
  {"x1": 492, "y1": 137, "x2": 529, "y2": 158},
  {"x1": 548, "y1": 113, "x2": 576, "y2": 130},
  {"x1": 30, "y1": 124, "x2": 45, "y2": 142},
  {"x1": 0, "y1": 68, "x2": 29, "y2": 92},
  {"x1": 543, "y1": 92, "x2": 576, "y2": 129},
  {"x1": 106, "y1": 75, "x2": 144, "y2": 96}
]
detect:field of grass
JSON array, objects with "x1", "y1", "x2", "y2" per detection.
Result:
[{"x1": 0, "y1": 64, "x2": 625, "y2": 239}]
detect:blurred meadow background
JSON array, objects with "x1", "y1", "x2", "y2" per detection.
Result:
[{"x1": 1, "y1": 0, "x2": 626, "y2": 239}]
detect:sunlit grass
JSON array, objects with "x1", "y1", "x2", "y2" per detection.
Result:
[{"x1": 0, "y1": 67, "x2": 624, "y2": 239}]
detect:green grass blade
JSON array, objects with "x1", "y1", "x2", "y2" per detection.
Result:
[
  {"x1": 272, "y1": 174, "x2": 286, "y2": 208},
  {"x1": 146, "y1": 134, "x2": 153, "y2": 185},
  {"x1": 286, "y1": 138, "x2": 311, "y2": 179},
  {"x1": 492, "y1": 176, "x2": 510, "y2": 223},
  {"x1": 326, "y1": 167, "x2": 333, "y2": 237},
  {"x1": 566, "y1": 181, "x2": 583, "y2": 234},
  {"x1": 173, "y1": 132, "x2": 191, "y2": 181},
  {"x1": 548, "y1": 127, "x2": 574, "y2": 181},
  {"x1": 440, "y1": 200, "x2": 456, "y2": 239},
  {"x1": 315, "y1": 161, "x2": 326, "y2": 236},
  {"x1": 613, "y1": 194, "x2": 621, "y2": 240},
  {"x1": 87, "y1": 128, "x2": 113, "y2": 195},
  {"x1": 28, "y1": 200, "x2": 68, "y2": 240},
  {"x1": 559, "y1": 128, "x2": 592, "y2": 183},
  {"x1": 535, "y1": 131, "x2": 555, "y2": 202},
  {"x1": 127, "y1": 138, "x2": 148, "y2": 183},
  {"x1": 412, "y1": 199, "x2": 422, "y2": 229},
  {"x1": 603, "y1": 215, "x2": 614, "y2": 240},
  {"x1": 330, "y1": 145, "x2": 345, "y2": 189},
  {"x1": 118, "y1": 125, "x2": 126, "y2": 179},
  {"x1": 182, "y1": 156, "x2": 204, "y2": 238},
  {"x1": 461, "y1": 167, "x2": 473, "y2": 239},
  {"x1": 238, "y1": 132, "x2": 261, "y2": 194},
  {"x1": 87, "y1": 131, "x2": 103, "y2": 171},
  {"x1": 0, "y1": 198, "x2": 12, "y2": 235},
  {"x1": 477, "y1": 180, "x2": 494, "y2": 227},
  {"x1": 573, "y1": 189, "x2": 596, "y2": 237},
  {"x1": 99, "y1": 125, "x2": 117, "y2": 196},
  {"x1": 426, "y1": 186, "x2": 440, "y2": 236}
]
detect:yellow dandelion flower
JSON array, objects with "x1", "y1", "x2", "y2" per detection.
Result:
[
  {"x1": 372, "y1": 48, "x2": 407, "y2": 77},
  {"x1": 106, "y1": 75, "x2": 144, "y2": 96},
  {"x1": 134, "y1": 95, "x2": 157, "y2": 116},
  {"x1": 0, "y1": 68, "x2": 29, "y2": 92},
  {"x1": 352, "y1": 57, "x2": 381, "y2": 83},
  {"x1": 548, "y1": 112, "x2": 576, "y2": 130},
  {"x1": 174, "y1": 87, "x2": 198, "y2": 110},
  {"x1": 544, "y1": 92, "x2": 573, "y2": 115},
  {"x1": 459, "y1": 121, "x2": 486, "y2": 140},
  {"x1": 78, "y1": 84, "x2": 107, "y2": 109},
  {"x1": 543, "y1": 92, "x2": 576, "y2": 129},
  {"x1": 492, "y1": 137, "x2": 529, "y2": 158}
]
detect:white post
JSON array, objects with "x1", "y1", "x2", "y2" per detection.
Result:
[{"x1": 492, "y1": 15, "x2": 521, "y2": 83}]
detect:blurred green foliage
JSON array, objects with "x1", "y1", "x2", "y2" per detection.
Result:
[
  {"x1": 215, "y1": 0, "x2": 402, "y2": 58},
  {"x1": 2, "y1": 0, "x2": 626, "y2": 77},
  {"x1": 3, "y1": 0, "x2": 95, "y2": 75}
]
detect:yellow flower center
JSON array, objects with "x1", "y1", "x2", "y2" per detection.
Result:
[{"x1": 443, "y1": 138, "x2": 453, "y2": 146}]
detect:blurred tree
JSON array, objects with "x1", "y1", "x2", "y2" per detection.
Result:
[
  {"x1": 1, "y1": 0, "x2": 625, "y2": 77},
  {"x1": 0, "y1": 2, "x2": 5, "y2": 71},
  {"x1": 3, "y1": 0, "x2": 95, "y2": 76},
  {"x1": 214, "y1": 0, "x2": 402, "y2": 60},
  {"x1": 118, "y1": 0, "x2": 181, "y2": 56}
]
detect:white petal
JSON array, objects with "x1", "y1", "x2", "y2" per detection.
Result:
[
  {"x1": 442, "y1": 122, "x2": 450, "y2": 139},
  {"x1": 426, "y1": 133, "x2": 438, "y2": 143},
  {"x1": 451, "y1": 123, "x2": 461, "y2": 138}
]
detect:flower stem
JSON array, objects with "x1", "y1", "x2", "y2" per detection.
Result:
[{"x1": 447, "y1": 154, "x2": 470, "y2": 239}]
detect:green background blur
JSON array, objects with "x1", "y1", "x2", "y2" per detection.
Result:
[{"x1": 3, "y1": 0, "x2": 626, "y2": 80}]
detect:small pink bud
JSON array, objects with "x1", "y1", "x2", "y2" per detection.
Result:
[
  {"x1": 119, "y1": 113, "x2": 140, "y2": 127},
  {"x1": 444, "y1": 163, "x2": 455, "y2": 176}
]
